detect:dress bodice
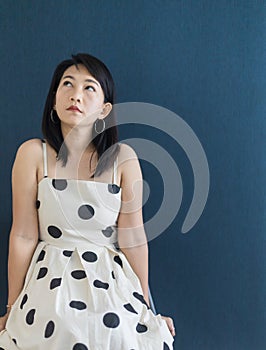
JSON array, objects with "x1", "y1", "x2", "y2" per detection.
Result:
[
  {"x1": 37, "y1": 177, "x2": 122, "y2": 248},
  {"x1": 37, "y1": 141, "x2": 122, "y2": 249}
]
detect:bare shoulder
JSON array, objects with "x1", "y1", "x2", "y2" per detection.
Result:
[
  {"x1": 18, "y1": 138, "x2": 42, "y2": 152},
  {"x1": 117, "y1": 143, "x2": 139, "y2": 163},
  {"x1": 16, "y1": 138, "x2": 43, "y2": 157},
  {"x1": 11, "y1": 139, "x2": 43, "y2": 238},
  {"x1": 14, "y1": 138, "x2": 43, "y2": 172},
  {"x1": 117, "y1": 143, "x2": 142, "y2": 185}
]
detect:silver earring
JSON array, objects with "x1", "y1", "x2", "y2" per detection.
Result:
[
  {"x1": 50, "y1": 109, "x2": 58, "y2": 124},
  {"x1": 94, "y1": 118, "x2": 105, "y2": 134}
]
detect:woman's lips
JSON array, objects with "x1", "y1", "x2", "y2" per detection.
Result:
[{"x1": 67, "y1": 106, "x2": 82, "y2": 113}]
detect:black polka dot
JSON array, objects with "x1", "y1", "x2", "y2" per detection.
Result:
[
  {"x1": 36, "y1": 250, "x2": 46, "y2": 263},
  {"x1": 44, "y1": 320, "x2": 55, "y2": 338},
  {"x1": 82, "y1": 251, "x2": 98, "y2": 262},
  {"x1": 73, "y1": 344, "x2": 88, "y2": 350},
  {"x1": 78, "y1": 204, "x2": 95, "y2": 220},
  {"x1": 69, "y1": 301, "x2": 87, "y2": 310},
  {"x1": 111, "y1": 271, "x2": 115, "y2": 279},
  {"x1": 103, "y1": 312, "x2": 120, "y2": 328},
  {"x1": 133, "y1": 292, "x2": 149, "y2": 307},
  {"x1": 102, "y1": 226, "x2": 114, "y2": 238},
  {"x1": 50, "y1": 278, "x2": 62, "y2": 290},
  {"x1": 37, "y1": 267, "x2": 48, "y2": 280},
  {"x1": 163, "y1": 342, "x2": 170, "y2": 350},
  {"x1": 123, "y1": 303, "x2": 138, "y2": 314},
  {"x1": 12, "y1": 338, "x2": 17, "y2": 345},
  {"x1": 47, "y1": 225, "x2": 62, "y2": 239},
  {"x1": 36, "y1": 200, "x2": 41, "y2": 209},
  {"x1": 52, "y1": 179, "x2": 68, "y2": 191},
  {"x1": 114, "y1": 255, "x2": 123, "y2": 268},
  {"x1": 20, "y1": 294, "x2": 28, "y2": 310},
  {"x1": 71, "y1": 270, "x2": 87, "y2": 280},
  {"x1": 108, "y1": 184, "x2": 120, "y2": 194},
  {"x1": 26, "y1": 309, "x2": 36, "y2": 325},
  {"x1": 136, "y1": 323, "x2": 148, "y2": 333},
  {"x1": 63, "y1": 250, "x2": 73, "y2": 257},
  {"x1": 93, "y1": 280, "x2": 109, "y2": 290},
  {"x1": 0, "y1": 347, "x2": 5, "y2": 350},
  {"x1": 113, "y1": 241, "x2": 120, "y2": 251}
]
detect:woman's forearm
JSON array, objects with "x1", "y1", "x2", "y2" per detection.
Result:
[
  {"x1": 120, "y1": 243, "x2": 149, "y2": 306},
  {"x1": 7, "y1": 232, "x2": 38, "y2": 306}
]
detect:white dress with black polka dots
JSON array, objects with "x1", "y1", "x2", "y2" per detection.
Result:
[{"x1": 0, "y1": 142, "x2": 174, "y2": 350}]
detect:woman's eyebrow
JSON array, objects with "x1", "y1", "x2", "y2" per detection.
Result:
[
  {"x1": 62, "y1": 75, "x2": 99, "y2": 86},
  {"x1": 85, "y1": 78, "x2": 99, "y2": 86}
]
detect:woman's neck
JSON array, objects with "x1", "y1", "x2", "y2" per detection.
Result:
[{"x1": 60, "y1": 123, "x2": 96, "y2": 158}]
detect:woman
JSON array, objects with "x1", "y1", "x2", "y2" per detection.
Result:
[{"x1": 0, "y1": 53, "x2": 175, "y2": 349}]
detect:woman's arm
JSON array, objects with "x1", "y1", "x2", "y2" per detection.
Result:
[
  {"x1": 6, "y1": 139, "x2": 41, "y2": 309},
  {"x1": 117, "y1": 144, "x2": 149, "y2": 305},
  {"x1": 117, "y1": 144, "x2": 176, "y2": 337}
]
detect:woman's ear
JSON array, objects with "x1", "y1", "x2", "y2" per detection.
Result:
[{"x1": 100, "y1": 103, "x2": 112, "y2": 118}]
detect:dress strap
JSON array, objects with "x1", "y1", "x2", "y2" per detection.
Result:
[
  {"x1": 41, "y1": 139, "x2": 48, "y2": 178},
  {"x1": 113, "y1": 157, "x2": 118, "y2": 185}
]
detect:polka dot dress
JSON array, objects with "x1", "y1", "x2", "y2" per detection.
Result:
[{"x1": 0, "y1": 141, "x2": 173, "y2": 350}]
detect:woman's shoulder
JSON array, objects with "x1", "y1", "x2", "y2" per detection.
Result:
[
  {"x1": 117, "y1": 142, "x2": 139, "y2": 161},
  {"x1": 117, "y1": 143, "x2": 141, "y2": 179},
  {"x1": 15, "y1": 138, "x2": 43, "y2": 163},
  {"x1": 12, "y1": 139, "x2": 44, "y2": 181},
  {"x1": 17, "y1": 138, "x2": 43, "y2": 152}
]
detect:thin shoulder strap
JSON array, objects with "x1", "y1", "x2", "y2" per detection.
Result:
[
  {"x1": 41, "y1": 139, "x2": 48, "y2": 178},
  {"x1": 113, "y1": 157, "x2": 118, "y2": 185}
]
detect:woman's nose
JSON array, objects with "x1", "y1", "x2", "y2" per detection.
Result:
[
  {"x1": 70, "y1": 96, "x2": 81, "y2": 103},
  {"x1": 70, "y1": 89, "x2": 82, "y2": 103}
]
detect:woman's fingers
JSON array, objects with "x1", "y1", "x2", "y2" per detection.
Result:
[
  {"x1": 0, "y1": 314, "x2": 9, "y2": 331},
  {"x1": 161, "y1": 315, "x2": 176, "y2": 337}
]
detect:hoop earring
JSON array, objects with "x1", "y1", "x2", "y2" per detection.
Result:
[
  {"x1": 94, "y1": 118, "x2": 105, "y2": 134},
  {"x1": 50, "y1": 109, "x2": 58, "y2": 124}
]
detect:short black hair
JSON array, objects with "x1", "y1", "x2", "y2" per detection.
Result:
[{"x1": 42, "y1": 53, "x2": 119, "y2": 177}]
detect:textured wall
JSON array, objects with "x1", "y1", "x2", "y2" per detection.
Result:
[{"x1": 0, "y1": 1, "x2": 265, "y2": 349}]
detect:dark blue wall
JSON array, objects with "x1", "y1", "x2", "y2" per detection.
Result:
[{"x1": 0, "y1": 1, "x2": 265, "y2": 349}]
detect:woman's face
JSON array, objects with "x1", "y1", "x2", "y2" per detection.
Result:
[{"x1": 54, "y1": 64, "x2": 107, "y2": 127}]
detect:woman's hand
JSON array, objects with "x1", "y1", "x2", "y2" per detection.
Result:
[
  {"x1": 0, "y1": 311, "x2": 10, "y2": 332},
  {"x1": 161, "y1": 315, "x2": 176, "y2": 337}
]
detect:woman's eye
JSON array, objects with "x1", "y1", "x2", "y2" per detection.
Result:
[
  {"x1": 86, "y1": 85, "x2": 95, "y2": 92},
  {"x1": 63, "y1": 81, "x2": 72, "y2": 87}
]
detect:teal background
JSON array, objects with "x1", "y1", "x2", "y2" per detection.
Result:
[{"x1": 0, "y1": 1, "x2": 265, "y2": 349}]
